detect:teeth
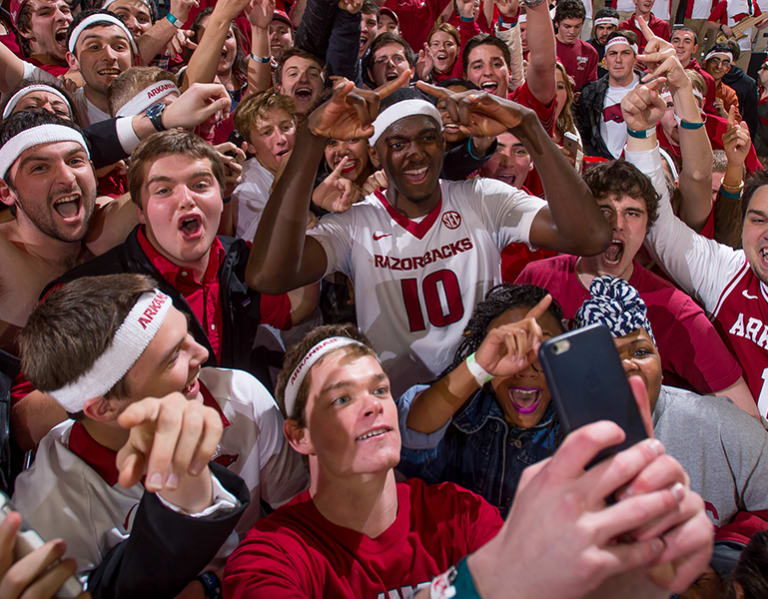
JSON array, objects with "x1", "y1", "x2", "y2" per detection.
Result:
[
  {"x1": 481, "y1": 82, "x2": 496, "y2": 89},
  {"x1": 356, "y1": 429, "x2": 387, "y2": 441},
  {"x1": 405, "y1": 167, "x2": 427, "y2": 176},
  {"x1": 54, "y1": 194, "x2": 79, "y2": 204}
]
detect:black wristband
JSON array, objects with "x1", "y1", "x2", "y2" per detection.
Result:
[{"x1": 196, "y1": 571, "x2": 222, "y2": 599}]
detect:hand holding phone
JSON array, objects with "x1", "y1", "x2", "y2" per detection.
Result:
[{"x1": 538, "y1": 323, "x2": 648, "y2": 467}]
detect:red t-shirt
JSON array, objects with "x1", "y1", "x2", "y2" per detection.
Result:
[
  {"x1": 556, "y1": 39, "x2": 599, "y2": 92},
  {"x1": 137, "y1": 227, "x2": 292, "y2": 363},
  {"x1": 25, "y1": 56, "x2": 69, "y2": 77},
  {"x1": 515, "y1": 254, "x2": 743, "y2": 394},
  {"x1": 224, "y1": 478, "x2": 503, "y2": 598},
  {"x1": 384, "y1": 0, "x2": 452, "y2": 51},
  {"x1": 618, "y1": 13, "x2": 671, "y2": 50},
  {"x1": 510, "y1": 80, "x2": 556, "y2": 136}
]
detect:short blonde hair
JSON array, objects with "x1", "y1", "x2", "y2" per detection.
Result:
[{"x1": 233, "y1": 89, "x2": 297, "y2": 141}]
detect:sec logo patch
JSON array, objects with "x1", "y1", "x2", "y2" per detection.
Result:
[{"x1": 442, "y1": 211, "x2": 461, "y2": 229}]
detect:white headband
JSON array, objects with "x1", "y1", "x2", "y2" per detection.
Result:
[
  {"x1": 704, "y1": 50, "x2": 733, "y2": 63},
  {"x1": 284, "y1": 336, "x2": 365, "y2": 418},
  {"x1": 369, "y1": 99, "x2": 442, "y2": 146},
  {"x1": 605, "y1": 36, "x2": 638, "y2": 54},
  {"x1": 68, "y1": 13, "x2": 137, "y2": 54},
  {"x1": 102, "y1": 0, "x2": 151, "y2": 9},
  {"x1": 2, "y1": 85, "x2": 72, "y2": 119},
  {"x1": 115, "y1": 80, "x2": 179, "y2": 117},
  {"x1": 594, "y1": 16, "x2": 619, "y2": 26},
  {"x1": 0, "y1": 124, "x2": 90, "y2": 178},
  {"x1": 49, "y1": 290, "x2": 172, "y2": 412}
]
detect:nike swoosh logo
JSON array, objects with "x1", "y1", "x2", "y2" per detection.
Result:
[
  {"x1": 373, "y1": 233, "x2": 391, "y2": 240},
  {"x1": 743, "y1": 290, "x2": 758, "y2": 300}
]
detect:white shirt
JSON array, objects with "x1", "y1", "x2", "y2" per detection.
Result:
[
  {"x1": 234, "y1": 158, "x2": 274, "y2": 242},
  {"x1": 308, "y1": 178, "x2": 545, "y2": 396},
  {"x1": 600, "y1": 75, "x2": 639, "y2": 159},
  {"x1": 12, "y1": 367, "x2": 308, "y2": 576}
]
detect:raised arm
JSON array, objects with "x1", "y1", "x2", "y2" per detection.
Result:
[
  {"x1": 244, "y1": 0, "x2": 275, "y2": 95},
  {"x1": 520, "y1": 0, "x2": 555, "y2": 105},
  {"x1": 0, "y1": 41, "x2": 39, "y2": 92},
  {"x1": 417, "y1": 80, "x2": 610, "y2": 254},
  {"x1": 134, "y1": 0, "x2": 197, "y2": 66},
  {"x1": 405, "y1": 296, "x2": 549, "y2": 434},
  {"x1": 715, "y1": 117, "x2": 750, "y2": 248},
  {"x1": 182, "y1": 0, "x2": 251, "y2": 90},
  {"x1": 637, "y1": 20, "x2": 713, "y2": 232}
]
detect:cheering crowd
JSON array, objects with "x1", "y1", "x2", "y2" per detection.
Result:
[{"x1": 1, "y1": 0, "x2": 768, "y2": 596}]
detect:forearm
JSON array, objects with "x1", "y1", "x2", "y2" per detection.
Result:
[
  {"x1": 183, "y1": 14, "x2": 230, "y2": 89},
  {"x1": 406, "y1": 363, "x2": 480, "y2": 433},
  {"x1": 714, "y1": 181, "x2": 743, "y2": 249},
  {"x1": 514, "y1": 111, "x2": 609, "y2": 253},
  {"x1": 10, "y1": 392, "x2": 66, "y2": 451},
  {"x1": 245, "y1": 123, "x2": 324, "y2": 291},
  {"x1": 522, "y1": 3, "x2": 555, "y2": 104},
  {"x1": 136, "y1": 18, "x2": 177, "y2": 65},
  {"x1": 0, "y1": 42, "x2": 28, "y2": 92},
  {"x1": 246, "y1": 26, "x2": 272, "y2": 94},
  {"x1": 674, "y1": 83, "x2": 713, "y2": 231},
  {"x1": 289, "y1": 0, "x2": 307, "y2": 26},
  {"x1": 287, "y1": 281, "x2": 321, "y2": 324}
]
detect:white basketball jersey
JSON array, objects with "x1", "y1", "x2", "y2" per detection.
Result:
[{"x1": 309, "y1": 178, "x2": 545, "y2": 395}]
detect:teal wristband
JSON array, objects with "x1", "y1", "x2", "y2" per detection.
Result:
[
  {"x1": 165, "y1": 12, "x2": 183, "y2": 27},
  {"x1": 454, "y1": 557, "x2": 482, "y2": 598},
  {"x1": 249, "y1": 53, "x2": 270, "y2": 63},
  {"x1": 626, "y1": 127, "x2": 654, "y2": 138},
  {"x1": 679, "y1": 119, "x2": 704, "y2": 130},
  {"x1": 719, "y1": 186, "x2": 741, "y2": 199},
  {"x1": 461, "y1": 15, "x2": 474, "y2": 21}
]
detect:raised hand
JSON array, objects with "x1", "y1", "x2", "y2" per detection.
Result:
[
  {"x1": 620, "y1": 77, "x2": 666, "y2": 131},
  {"x1": 214, "y1": 141, "x2": 246, "y2": 197},
  {"x1": 116, "y1": 392, "x2": 223, "y2": 493},
  {"x1": 168, "y1": 29, "x2": 196, "y2": 56},
  {"x1": 416, "y1": 43, "x2": 435, "y2": 81},
  {"x1": 638, "y1": 47, "x2": 690, "y2": 92},
  {"x1": 312, "y1": 157, "x2": 362, "y2": 212},
  {"x1": 722, "y1": 105, "x2": 750, "y2": 167},
  {"x1": 635, "y1": 14, "x2": 673, "y2": 55},
  {"x1": 246, "y1": 0, "x2": 275, "y2": 29},
  {"x1": 456, "y1": 0, "x2": 476, "y2": 19},
  {"x1": 361, "y1": 169, "x2": 388, "y2": 195},
  {"x1": 338, "y1": 0, "x2": 363, "y2": 13},
  {"x1": 169, "y1": 0, "x2": 199, "y2": 24},
  {"x1": 307, "y1": 71, "x2": 409, "y2": 140},
  {"x1": 474, "y1": 294, "x2": 552, "y2": 376},
  {"x1": 162, "y1": 82, "x2": 232, "y2": 128},
  {"x1": 416, "y1": 80, "x2": 533, "y2": 136},
  {"x1": 494, "y1": 0, "x2": 519, "y2": 17}
]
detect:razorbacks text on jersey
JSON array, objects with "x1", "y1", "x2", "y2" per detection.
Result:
[{"x1": 309, "y1": 178, "x2": 546, "y2": 395}]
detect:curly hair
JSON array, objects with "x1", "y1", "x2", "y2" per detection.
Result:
[{"x1": 582, "y1": 159, "x2": 660, "y2": 227}]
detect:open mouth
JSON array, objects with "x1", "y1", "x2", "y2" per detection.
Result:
[
  {"x1": 98, "y1": 67, "x2": 121, "y2": 78},
  {"x1": 54, "y1": 28, "x2": 68, "y2": 47},
  {"x1": 761, "y1": 248, "x2": 768, "y2": 266},
  {"x1": 386, "y1": 71, "x2": 400, "y2": 81},
  {"x1": 274, "y1": 148, "x2": 291, "y2": 161},
  {"x1": 603, "y1": 239, "x2": 624, "y2": 266},
  {"x1": 481, "y1": 81, "x2": 499, "y2": 94},
  {"x1": 403, "y1": 165, "x2": 428, "y2": 184},
  {"x1": 294, "y1": 86, "x2": 313, "y2": 101},
  {"x1": 184, "y1": 370, "x2": 200, "y2": 397},
  {"x1": 338, "y1": 158, "x2": 358, "y2": 173},
  {"x1": 507, "y1": 387, "x2": 542, "y2": 414},
  {"x1": 495, "y1": 173, "x2": 517, "y2": 186},
  {"x1": 178, "y1": 213, "x2": 203, "y2": 240},
  {"x1": 53, "y1": 193, "x2": 82, "y2": 220},
  {"x1": 355, "y1": 427, "x2": 391, "y2": 441}
]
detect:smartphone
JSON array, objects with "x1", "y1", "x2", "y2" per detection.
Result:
[
  {"x1": 0, "y1": 492, "x2": 83, "y2": 598},
  {"x1": 538, "y1": 323, "x2": 648, "y2": 467},
  {"x1": 563, "y1": 131, "x2": 581, "y2": 155}
]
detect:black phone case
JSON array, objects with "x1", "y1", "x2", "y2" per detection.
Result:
[{"x1": 538, "y1": 323, "x2": 648, "y2": 466}]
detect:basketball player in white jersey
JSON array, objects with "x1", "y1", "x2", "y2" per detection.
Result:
[
  {"x1": 246, "y1": 72, "x2": 611, "y2": 395},
  {"x1": 620, "y1": 69, "x2": 768, "y2": 417}
]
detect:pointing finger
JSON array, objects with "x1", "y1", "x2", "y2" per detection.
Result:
[{"x1": 524, "y1": 293, "x2": 552, "y2": 320}]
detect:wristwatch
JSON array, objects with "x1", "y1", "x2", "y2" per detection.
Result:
[{"x1": 145, "y1": 102, "x2": 167, "y2": 132}]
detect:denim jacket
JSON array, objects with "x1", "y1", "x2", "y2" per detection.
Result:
[{"x1": 396, "y1": 384, "x2": 559, "y2": 516}]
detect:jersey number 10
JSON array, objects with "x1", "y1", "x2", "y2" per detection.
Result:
[{"x1": 401, "y1": 269, "x2": 465, "y2": 332}]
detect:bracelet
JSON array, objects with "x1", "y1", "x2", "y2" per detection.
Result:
[
  {"x1": 679, "y1": 119, "x2": 704, "y2": 130},
  {"x1": 720, "y1": 180, "x2": 744, "y2": 197},
  {"x1": 626, "y1": 127, "x2": 655, "y2": 138},
  {"x1": 467, "y1": 137, "x2": 484, "y2": 160},
  {"x1": 497, "y1": 15, "x2": 518, "y2": 27},
  {"x1": 196, "y1": 571, "x2": 222, "y2": 599},
  {"x1": 165, "y1": 12, "x2": 183, "y2": 28},
  {"x1": 466, "y1": 353, "x2": 493, "y2": 386},
  {"x1": 249, "y1": 53, "x2": 270, "y2": 63},
  {"x1": 460, "y1": 15, "x2": 474, "y2": 21}
]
